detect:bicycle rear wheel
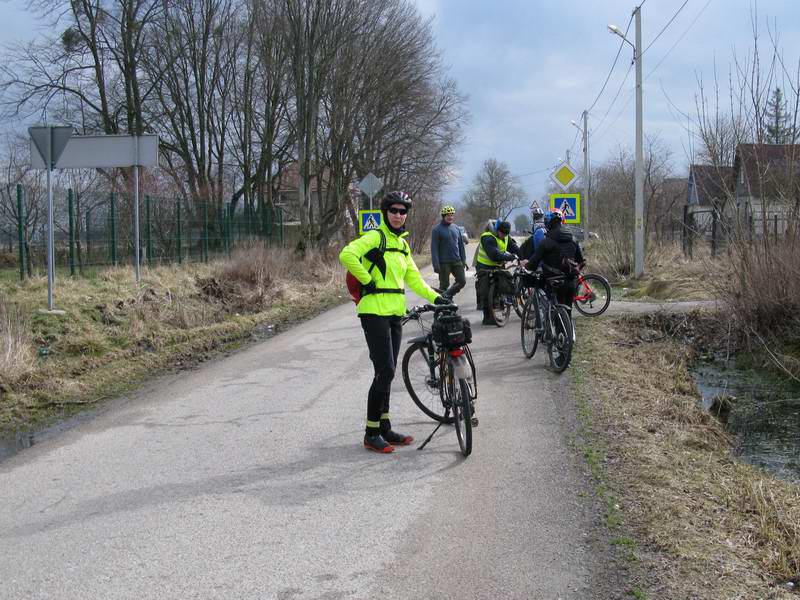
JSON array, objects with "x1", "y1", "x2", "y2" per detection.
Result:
[
  {"x1": 446, "y1": 362, "x2": 472, "y2": 457},
  {"x1": 574, "y1": 273, "x2": 611, "y2": 317},
  {"x1": 520, "y1": 296, "x2": 539, "y2": 359},
  {"x1": 547, "y1": 305, "x2": 574, "y2": 373},
  {"x1": 402, "y1": 342, "x2": 453, "y2": 423}
]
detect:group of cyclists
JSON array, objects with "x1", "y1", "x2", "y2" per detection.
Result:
[{"x1": 339, "y1": 191, "x2": 584, "y2": 454}]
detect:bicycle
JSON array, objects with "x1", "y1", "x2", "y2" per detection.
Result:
[
  {"x1": 573, "y1": 271, "x2": 611, "y2": 316},
  {"x1": 482, "y1": 266, "x2": 515, "y2": 327},
  {"x1": 511, "y1": 259, "x2": 533, "y2": 319},
  {"x1": 519, "y1": 271, "x2": 575, "y2": 372},
  {"x1": 401, "y1": 300, "x2": 477, "y2": 457}
]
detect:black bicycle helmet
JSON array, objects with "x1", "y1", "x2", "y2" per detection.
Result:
[
  {"x1": 496, "y1": 220, "x2": 511, "y2": 235},
  {"x1": 381, "y1": 190, "x2": 412, "y2": 210}
]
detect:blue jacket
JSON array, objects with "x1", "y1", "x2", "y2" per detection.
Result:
[{"x1": 431, "y1": 221, "x2": 466, "y2": 270}]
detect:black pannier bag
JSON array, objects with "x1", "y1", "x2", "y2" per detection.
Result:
[
  {"x1": 432, "y1": 314, "x2": 470, "y2": 348},
  {"x1": 494, "y1": 269, "x2": 516, "y2": 295}
]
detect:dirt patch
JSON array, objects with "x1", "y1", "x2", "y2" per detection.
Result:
[{"x1": 574, "y1": 313, "x2": 800, "y2": 599}]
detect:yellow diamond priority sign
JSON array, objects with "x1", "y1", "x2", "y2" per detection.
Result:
[{"x1": 550, "y1": 161, "x2": 578, "y2": 191}]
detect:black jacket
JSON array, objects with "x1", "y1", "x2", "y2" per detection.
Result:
[{"x1": 526, "y1": 226, "x2": 584, "y2": 276}]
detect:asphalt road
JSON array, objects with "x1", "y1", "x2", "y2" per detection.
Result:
[{"x1": 0, "y1": 252, "x2": 617, "y2": 600}]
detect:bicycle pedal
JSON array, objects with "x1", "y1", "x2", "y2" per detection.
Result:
[{"x1": 471, "y1": 417, "x2": 479, "y2": 427}]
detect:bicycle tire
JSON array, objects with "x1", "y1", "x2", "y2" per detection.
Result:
[
  {"x1": 488, "y1": 281, "x2": 510, "y2": 327},
  {"x1": 574, "y1": 273, "x2": 611, "y2": 317},
  {"x1": 448, "y1": 366, "x2": 473, "y2": 457},
  {"x1": 520, "y1": 296, "x2": 539, "y2": 359},
  {"x1": 402, "y1": 341, "x2": 453, "y2": 423},
  {"x1": 547, "y1": 305, "x2": 574, "y2": 373},
  {"x1": 513, "y1": 279, "x2": 529, "y2": 319}
]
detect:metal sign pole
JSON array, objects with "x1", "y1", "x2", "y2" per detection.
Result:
[
  {"x1": 133, "y1": 136, "x2": 141, "y2": 282},
  {"x1": 46, "y1": 129, "x2": 55, "y2": 311}
]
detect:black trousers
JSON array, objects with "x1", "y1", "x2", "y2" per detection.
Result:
[
  {"x1": 437, "y1": 262, "x2": 466, "y2": 296},
  {"x1": 359, "y1": 314, "x2": 403, "y2": 434}
]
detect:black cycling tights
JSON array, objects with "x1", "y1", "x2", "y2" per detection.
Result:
[{"x1": 359, "y1": 314, "x2": 403, "y2": 435}]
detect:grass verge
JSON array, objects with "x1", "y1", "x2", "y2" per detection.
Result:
[
  {"x1": 573, "y1": 313, "x2": 800, "y2": 599},
  {"x1": 0, "y1": 246, "x2": 349, "y2": 434}
]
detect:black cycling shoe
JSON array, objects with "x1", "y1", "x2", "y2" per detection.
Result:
[
  {"x1": 364, "y1": 434, "x2": 394, "y2": 454},
  {"x1": 382, "y1": 430, "x2": 414, "y2": 446}
]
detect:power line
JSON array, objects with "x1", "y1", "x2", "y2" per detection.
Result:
[
  {"x1": 645, "y1": 0, "x2": 712, "y2": 80},
  {"x1": 586, "y1": 13, "x2": 634, "y2": 113},
  {"x1": 641, "y1": 0, "x2": 690, "y2": 56},
  {"x1": 591, "y1": 61, "x2": 634, "y2": 136}
]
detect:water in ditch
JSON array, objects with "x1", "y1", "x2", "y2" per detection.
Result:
[{"x1": 692, "y1": 360, "x2": 800, "y2": 483}]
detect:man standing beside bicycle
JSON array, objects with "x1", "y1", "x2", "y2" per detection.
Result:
[
  {"x1": 521, "y1": 209, "x2": 585, "y2": 312},
  {"x1": 431, "y1": 205, "x2": 468, "y2": 298},
  {"x1": 475, "y1": 219, "x2": 520, "y2": 325}
]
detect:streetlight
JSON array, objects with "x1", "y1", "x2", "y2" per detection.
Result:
[
  {"x1": 609, "y1": 8, "x2": 644, "y2": 278},
  {"x1": 571, "y1": 114, "x2": 590, "y2": 245}
]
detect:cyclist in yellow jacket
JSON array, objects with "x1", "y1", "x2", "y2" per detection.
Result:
[{"x1": 340, "y1": 191, "x2": 448, "y2": 454}]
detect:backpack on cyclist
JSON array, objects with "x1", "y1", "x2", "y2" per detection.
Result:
[{"x1": 345, "y1": 230, "x2": 409, "y2": 304}]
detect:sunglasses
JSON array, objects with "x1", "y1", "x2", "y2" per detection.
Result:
[{"x1": 387, "y1": 207, "x2": 408, "y2": 215}]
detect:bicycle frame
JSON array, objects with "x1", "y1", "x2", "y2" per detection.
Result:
[{"x1": 573, "y1": 273, "x2": 594, "y2": 303}]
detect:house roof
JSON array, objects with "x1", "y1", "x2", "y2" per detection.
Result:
[
  {"x1": 689, "y1": 164, "x2": 734, "y2": 206},
  {"x1": 733, "y1": 143, "x2": 800, "y2": 199}
]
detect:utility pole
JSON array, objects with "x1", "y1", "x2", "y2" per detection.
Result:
[
  {"x1": 582, "y1": 109, "x2": 590, "y2": 245},
  {"x1": 633, "y1": 4, "x2": 645, "y2": 277}
]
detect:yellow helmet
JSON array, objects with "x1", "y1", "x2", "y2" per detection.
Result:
[{"x1": 440, "y1": 205, "x2": 456, "y2": 216}]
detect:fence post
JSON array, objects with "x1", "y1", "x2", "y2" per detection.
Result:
[
  {"x1": 86, "y1": 208, "x2": 92, "y2": 266},
  {"x1": 68, "y1": 189, "x2": 76, "y2": 276},
  {"x1": 748, "y1": 214, "x2": 753, "y2": 244},
  {"x1": 278, "y1": 205, "x2": 284, "y2": 247},
  {"x1": 774, "y1": 214, "x2": 779, "y2": 240},
  {"x1": 175, "y1": 200, "x2": 182, "y2": 264},
  {"x1": 203, "y1": 201, "x2": 209, "y2": 263},
  {"x1": 109, "y1": 192, "x2": 117, "y2": 266},
  {"x1": 16, "y1": 185, "x2": 26, "y2": 281},
  {"x1": 145, "y1": 195, "x2": 152, "y2": 265}
]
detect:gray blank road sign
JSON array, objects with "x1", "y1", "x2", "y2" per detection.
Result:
[
  {"x1": 31, "y1": 134, "x2": 159, "y2": 170},
  {"x1": 29, "y1": 126, "x2": 73, "y2": 168},
  {"x1": 357, "y1": 172, "x2": 383, "y2": 199}
]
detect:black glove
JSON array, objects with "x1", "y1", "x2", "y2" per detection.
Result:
[
  {"x1": 434, "y1": 295, "x2": 451, "y2": 305},
  {"x1": 362, "y1": 280, "x2": 377, "y2": 294}
]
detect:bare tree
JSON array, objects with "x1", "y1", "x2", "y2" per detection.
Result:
[{"x1": 461, "y1": 158, "x2": 526, "y2": 234}]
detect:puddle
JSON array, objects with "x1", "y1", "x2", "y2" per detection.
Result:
[
  {"x1": 0, "y1": 430, "x2": 36, "y2": 462},
  {"x1": 692, "y1": 361, "x2": 800, "y2": 483}
]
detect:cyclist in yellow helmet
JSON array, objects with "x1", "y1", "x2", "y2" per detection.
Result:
[{"x1": 431, "y1": 204, "x2": 467, "y2": 297}]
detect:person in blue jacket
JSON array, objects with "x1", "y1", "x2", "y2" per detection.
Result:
[
  {"x1": 531, "y1": 206, "x2": 547, "y2": 252},
  {"x1": 430, "y1": 205, "x2": 467, "y2": 296}
]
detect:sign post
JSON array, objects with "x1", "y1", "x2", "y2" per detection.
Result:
[
  {"x1": 29, "y1": 126, "x2": 73, "y2": 312},
  {"x1": 30, "y1": 132, "x2": 160, "y2": 304}
]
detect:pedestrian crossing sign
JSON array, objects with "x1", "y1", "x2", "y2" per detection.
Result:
[
  {"x1": 548, "y1": 193, "x2": 581, "y2": 224},
  {"x1": 358, "y1": 209, "x2": 382, "y2": 235}
]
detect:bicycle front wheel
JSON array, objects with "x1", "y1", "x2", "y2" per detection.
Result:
[
  {"x1": 547, "y1": 305, "x2": 574, "y2": 373},
  {"x1": 513, "y1": 281, "x2": 529, "y2": 319},
  {"x1": 574, "y1": 273, "x2": 611, "y2": 317},
  {"x1": 520, "y1": 296, "x2": 539, "y2": 359},
  {"x1": 402, "y1": 342, "x2": 453, "y2": 423},
  {"x1": 488, "y1": 281, "x2": 510, "y2": 327},
  {"x1": 446, "y1": 363, "x2": 473, "y2": 457}
]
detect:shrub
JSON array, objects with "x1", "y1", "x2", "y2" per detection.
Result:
[{"x1": 0, "y1": 298, "x2": 35, "y2": 383}]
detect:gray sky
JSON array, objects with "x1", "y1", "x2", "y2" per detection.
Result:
[
  {"x1": 3, "y1": 1, "x2": 800, "y2": 210},
  {"x1": 413, "y1": 0, "x2": 800, "y2": 208}
]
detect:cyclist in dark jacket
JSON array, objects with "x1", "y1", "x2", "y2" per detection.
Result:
[
  {"x1": 431, "y1": 205, "x2": 467, "y2": 296},
  {"x1": 475, "y1": 220, "x2": 519, "y2": 324},
  {"x1": 522, "y1": 209, "x2": 584, "y2": 309}
]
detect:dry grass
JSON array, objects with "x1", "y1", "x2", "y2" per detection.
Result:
[
  {"x1": 588, "y1": 241, "x2": 727, "y2": 301},
  {"x1": 0, "y1": 298, "x2": 35, "y2": 383},
  {"x1": 0, "y1": 247, "x2": 347, "y2": 432},
  {"x1": 575, "y1": 315, "x2": 800, "y2": 599}
]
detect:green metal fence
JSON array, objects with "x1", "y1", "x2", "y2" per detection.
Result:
[{"x1": 4, "y1": 185, "x2": 284, "y2": 280}]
